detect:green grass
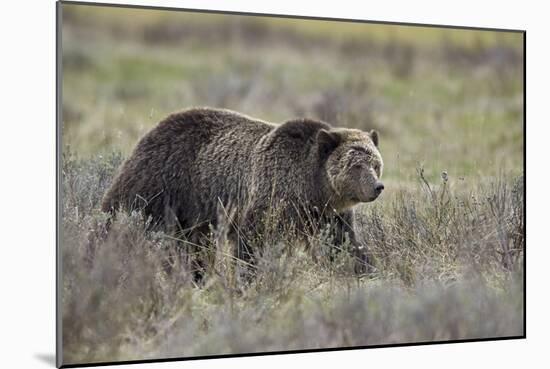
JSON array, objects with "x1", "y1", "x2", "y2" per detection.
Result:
[
  {"x1": 63, "y1": 3, "x2": 523, "y2": 48},
  {"x1": 61, "y1": 4, "x2": 523, "y2": 181},
  {"x1": 60, "y1": 4, "x2": 524, "y2": 366}
]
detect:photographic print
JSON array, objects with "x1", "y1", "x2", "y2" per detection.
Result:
[{"x1": 57, "y1": 1, "x2": 525, "y2": 366}]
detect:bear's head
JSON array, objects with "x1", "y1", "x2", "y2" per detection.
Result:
[{"x1": 318, "y1": 128, "x2": 384, "y2": 210}]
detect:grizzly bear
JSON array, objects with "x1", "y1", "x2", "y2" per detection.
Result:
[{"x1": 101, "y1": 107, "x2": 384, "y2": 274}]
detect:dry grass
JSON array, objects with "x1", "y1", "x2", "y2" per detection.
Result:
[{"x1": 61, "y1": 154, "x2": 523, "y2": 365}]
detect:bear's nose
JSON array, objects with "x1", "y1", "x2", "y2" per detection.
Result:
[{"x1": 375, "y1": 182, "x2": 385, "y2": 193}]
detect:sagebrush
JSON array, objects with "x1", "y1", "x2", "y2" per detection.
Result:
[{"x1": 61, "y1": 153, "x2": 524, "y2": 364}]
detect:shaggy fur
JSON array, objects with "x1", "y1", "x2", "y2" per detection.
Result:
[{"x1": 101, "y1": 107, "x2": 384, "y2": 271}]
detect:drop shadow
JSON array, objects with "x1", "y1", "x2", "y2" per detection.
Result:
[{"x1": 34, "y1": 353, "x2": 56, "y2": 367}]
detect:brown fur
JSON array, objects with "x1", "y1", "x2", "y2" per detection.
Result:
[{"x1": 101, "y1": 107, "x2": 384, "y2": 272}]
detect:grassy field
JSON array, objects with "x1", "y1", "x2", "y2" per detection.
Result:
[{"x1": 60, "y1": 3, "x2": 524, "y2": 365}]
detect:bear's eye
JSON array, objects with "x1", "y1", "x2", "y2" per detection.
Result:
[
  {"x1": 352, "y1": 147, "x2": 375, "y2": 161},
  {"x1": 351, "y1": 146, "x2": 367, "y2": 154}
]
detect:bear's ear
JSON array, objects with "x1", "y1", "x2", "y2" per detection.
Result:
[
  {"x1": 317, "y1": 129, "x2": 340, "y2": 158},
  {"x1": 369, "y1": 129, "x2": 379, "y2": 147}
]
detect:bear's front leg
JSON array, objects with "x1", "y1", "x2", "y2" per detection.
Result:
[
  {"x1": 228, "y1": 205, "x2": 266, "y2": 282},
  {"x1": 330, "y1": 209, "x2": 370, "y2": 275}
]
